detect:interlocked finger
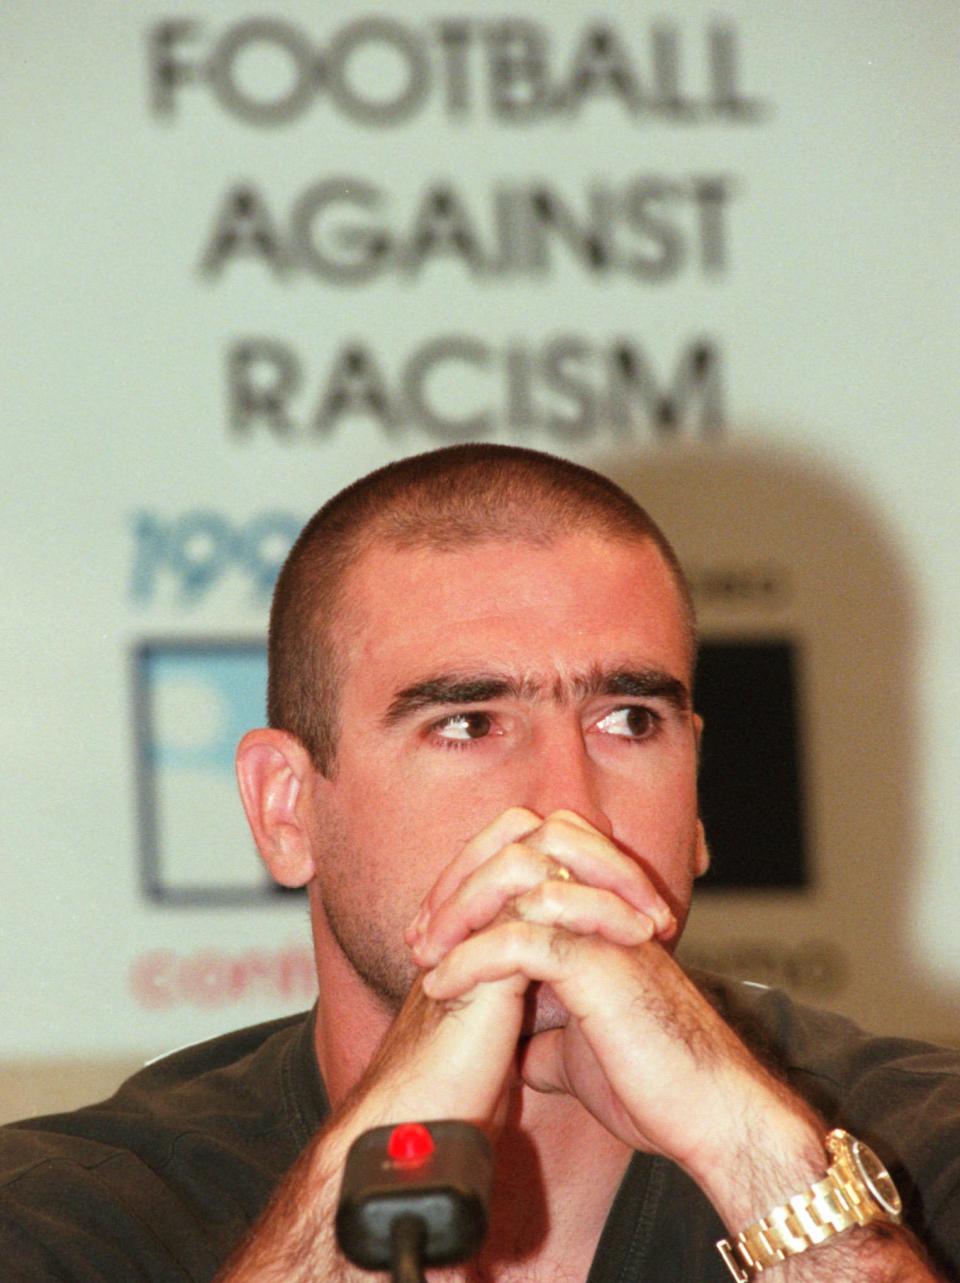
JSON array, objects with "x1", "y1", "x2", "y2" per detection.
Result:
[
  {"x1": 410, "y1": 810, "x2": 675, "y2": 970},
  {"x1": 412, "y1": 840, "x2": 583, "y2": 967},
  {"x1": 508, "y1": 879, "x2": 656, "y2": 947}
]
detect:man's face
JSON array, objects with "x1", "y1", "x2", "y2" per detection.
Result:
[{"x1": 307, "y1": 532, "x2": 701, "y2": 1014}]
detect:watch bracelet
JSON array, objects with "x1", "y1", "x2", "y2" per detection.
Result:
[
  {"x1": 719, "y1": 1168, "x2": 886, "y2": 1278},
  {"x1": 742, "y1": 1172, "x2": 859, "y2": 1263}
]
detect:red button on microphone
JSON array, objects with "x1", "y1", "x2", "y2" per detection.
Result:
[
  {"x1": 387, "y1": 1122, "x2": 435, "y2": 1163},
  {"x1": 337, "y1": 1120, "x2": 492, "y2": 1269}
]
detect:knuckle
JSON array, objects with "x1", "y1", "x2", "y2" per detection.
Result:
[
  {"x1": 504, "y1": 805, "x2": 540, "y2": 826},
  {"x1": 499, "y1": 841, "x2": 537, "y2": 877},
  {"x1": 537, "y1": 816, "x2": 572, "y2": 846},
  {"x1": 534, "y1": 882, "x2": 567, "y2": 916},
  {"x1": 545, "y1": 808, "x2": 586, "y2": 826},
  {"x1": 514, "y1": 883, "x2": 549, "y2": 920},
  {"x1": 500, "y1": 919, "x2": 538, "y2": 956},
  {"x1": 547, "y1": 926, "x2": 577, "y2": 961}
]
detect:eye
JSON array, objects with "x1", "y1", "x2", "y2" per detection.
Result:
[
  {"x1": 594, "y1": 705, "x2": 660, "y2": 740},
  {"x1": 433, "y1": 711, "x2": 495, "y2": 742}
]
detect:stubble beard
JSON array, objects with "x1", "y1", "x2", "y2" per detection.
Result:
[
  {"x1": 322, "y1": 882, "x2": 416, "y2": 1016},
  {"x1": 310, "y1": 803, "x2": 421, "y2": 1016}
]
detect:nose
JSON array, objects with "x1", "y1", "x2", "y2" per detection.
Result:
[{"x1": 520, "y1": 718, "x2": 613, "y2": 837}]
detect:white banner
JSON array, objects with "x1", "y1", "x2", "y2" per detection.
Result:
[{"x1": 4, "y1": 1, "x2": 958, "y2": 1061}]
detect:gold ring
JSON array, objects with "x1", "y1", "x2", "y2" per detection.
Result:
[{"x1": 545, "y1": 861, "x2": 574, "y2": 883}]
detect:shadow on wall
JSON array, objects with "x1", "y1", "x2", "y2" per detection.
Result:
[{"x1": 594, "y1": 440, "x2": 956, "y2": 1045}]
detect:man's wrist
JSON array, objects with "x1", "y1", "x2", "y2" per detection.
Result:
[
  {"x1": 682, "y1": 1070, "x2": 827, "y2": 1233},
  {"x1": 714, "y1": 1128, "x2": 904, "y2": 1281}
]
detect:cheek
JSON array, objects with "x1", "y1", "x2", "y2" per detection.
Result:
[
  {"x1": 608, "y1": 762, "x2": 700, "y2": 879},
  {"x1": 613, "y1": 738, "x2": 696, "y2": 809},
  {"x1": 339, "y1": 742, "x2": 509, "y2": 844},
  {"x1": 322, "y1": 759, "x2": 476, "y2": 903}
]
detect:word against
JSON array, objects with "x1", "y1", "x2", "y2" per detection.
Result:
[
  {"x1": 147, "y1": 18, "x2": 766, "y2": 127},
  {"x1": 131, "y1": 511, "x2": 300, "y2": 605},
  {"x1": 199, "y1": 175, "x2": 734, "y2": 285}
]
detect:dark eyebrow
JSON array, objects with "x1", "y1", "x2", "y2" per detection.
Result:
[
  {"x1": 594, "y1": 668, "x2": 690, "y2": 710},
  {"x1": 384, "y1": 674, "x2": 529, "y2": 726},
  {"x1": 383, "y1": 665, "x2": 689, "y2": 726}
]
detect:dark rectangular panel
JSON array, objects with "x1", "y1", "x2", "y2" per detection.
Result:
[{"x1": 695, "y1": 639, "x2": 807, "y2": 890}]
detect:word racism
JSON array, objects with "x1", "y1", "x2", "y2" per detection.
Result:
[
  {"x1": 148, "y1": 17, "x2": 766, "y2": 127},
  {"x1": 227, "y1": 335, "x2": 723, "y2": 442},
  {"x1": 200, "y1": 176, "x2": 732, "y2": 285}
]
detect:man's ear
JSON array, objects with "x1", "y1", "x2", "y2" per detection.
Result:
[
  {"x1": 694, "y1": 817, "x2": 711, "y2": 878},
  {"x1": 235, "y1": 728, "x2": 320, "y2": 888},
  {"x1": 691, "y1": 714, "x2": 710, "y2": 876}
]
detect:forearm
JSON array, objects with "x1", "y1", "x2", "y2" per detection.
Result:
[
  {"x1": 215, "y1": 1116, "x2": 353, "y2": 1283},
  {"x1": 217, "y1": 978, "x2": 520, "y2": 1282}
]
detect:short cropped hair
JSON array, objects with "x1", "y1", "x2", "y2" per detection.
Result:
[{"x1": 268, "y1": 444, "x2": 694, "y2": 774}]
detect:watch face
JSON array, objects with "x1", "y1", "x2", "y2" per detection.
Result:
[{"x1": 852, "y1": 1139, "x2": 903, "y2": 1217}]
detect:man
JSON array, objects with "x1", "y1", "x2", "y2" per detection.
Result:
[{"x1": 2, "y1": 445, "x2": 958, "y2": 1281}]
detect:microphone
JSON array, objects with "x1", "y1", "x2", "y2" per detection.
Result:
[{"x1": 336, "y1": 1120, "x2": 492, "y2": 1283}]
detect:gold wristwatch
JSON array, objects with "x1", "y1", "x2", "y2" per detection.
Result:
[{"x1": 716, "y1": 1128, "x2": 903, "y2": 1280}]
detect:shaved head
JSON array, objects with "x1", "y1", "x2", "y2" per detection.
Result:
[{"x1": 268, "y1": 444, "x2": 695, "y2": 774}]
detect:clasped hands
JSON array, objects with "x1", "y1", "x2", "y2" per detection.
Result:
[{"x1": 398, "y1": 806, "x2": 777, "y2": 1179}]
